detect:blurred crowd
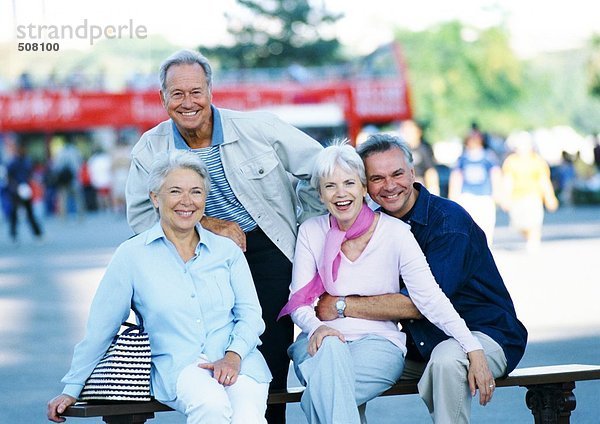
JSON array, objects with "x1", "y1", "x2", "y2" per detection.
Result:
[
  {"x1": 360, "y1": 120, "x2": 600, "y2": 251},
  {"x1": 0, "y1": 132, "x2": 133, "y2": 244},
  {"x1": 1, "y1": 70, "x2": 158, "y2": 93},
  {"x1": 1, "y1": 119, "x2": 599, "y2": 249}
]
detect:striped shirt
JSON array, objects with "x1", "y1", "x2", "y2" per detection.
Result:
[{"x1": 172, "y1": 109, "x2": 257, "y2": 232}]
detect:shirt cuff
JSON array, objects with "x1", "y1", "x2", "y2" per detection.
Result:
[
  {"x1": 227, "y1": 337, "x2": 250, "y2": 360},
  {"x1": 63, "y1": 384, "x2": 83, "y2": 399},
  {"x1": 463, "y1": 337, "x2": 484, "y2": 354}
]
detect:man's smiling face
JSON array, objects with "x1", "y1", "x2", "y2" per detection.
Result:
[
  {"x1": 364, "y1": 148, "x2": 417, "y2": 219},
  {"x1": 161, "y1": 63, "x2": 212, "y2": 134}
]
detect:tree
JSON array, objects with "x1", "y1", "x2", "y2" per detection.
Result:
[
  {"x1": 587, "y1": 34, "x2": 600, "y2": 98},
  {"x1": 395, "y1": 21, "x2": 525, "y2": 140},
  {"x1": 201, "y1": 0, "x2": 343, "y2": 69}
]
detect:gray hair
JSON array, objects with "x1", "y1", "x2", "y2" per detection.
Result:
[
  {"x1": 147, "y1": 150, "x2": 211, "y2": 195},
  {"x1": 159, "y1": 49, "x2": 213, "y2": 93},
  {"x1": 356, "y1": 133, "x2": 414, "y2": 167},
  {"x1": 311, "y1": 139, "x2": 366, "y2": 192}
]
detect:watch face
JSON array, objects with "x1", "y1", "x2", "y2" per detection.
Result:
[{"x1": 336, "y1": 300, "x2": 344, "y2": 309}]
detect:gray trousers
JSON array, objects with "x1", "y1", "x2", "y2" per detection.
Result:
[
  {"x1": 401, "y1": 331, "x2": 508, "y2": 424},
  {"x1": 288, "y1": 333, "x2": 405, "y2": 424}
]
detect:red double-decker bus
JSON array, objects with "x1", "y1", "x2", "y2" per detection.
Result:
[{"x1": 0, "y1": 42, "x2": 412, "y2": 146}]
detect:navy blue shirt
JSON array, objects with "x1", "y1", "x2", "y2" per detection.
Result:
[
  {"x1": 398, "y1": 183, "x2": 527, "y2": 374},
  {"x1": 7, "y1": 155, "x2": 34, "y2": 191}
]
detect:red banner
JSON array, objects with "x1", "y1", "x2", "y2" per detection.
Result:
[
  {"x1": 0, "y1": 83, "x2": 410, "y2": 143},
  {"x1": 0, "y1": 90, "x2": 168, "y2": 132}
]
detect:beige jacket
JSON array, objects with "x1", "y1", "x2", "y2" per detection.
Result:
[{"x1": 126, "y1": 108, "x2": 326, "y2": 261}]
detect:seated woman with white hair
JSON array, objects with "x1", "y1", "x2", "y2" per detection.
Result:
[
  {"x1": 48, "y1": 149, "x2": 271, "y2": 424},
  {"x1": 279, "y1": 141, "x2": 488, "y2": 424}
]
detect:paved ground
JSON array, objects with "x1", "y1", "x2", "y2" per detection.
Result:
[{"x1": 1, "y1": 205, "x2": 599, "y2": 423}]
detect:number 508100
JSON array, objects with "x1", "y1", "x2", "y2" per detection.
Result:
[{"x1": 18, "y1": 42, "x2": 60, "y2": 52}]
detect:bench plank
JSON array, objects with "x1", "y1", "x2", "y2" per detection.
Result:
[
  {"x1": 496, "y1": 364, "x2": 600, "y2": 387},
  {"x1": 63, "y1": 364, "x2": 600, "y2": 424},
  {"x1": 64, "y1": 401, "x2": 172, "y2": 417}
]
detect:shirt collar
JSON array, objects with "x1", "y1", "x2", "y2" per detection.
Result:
[
  {"x1": 171, "y1": 106, "x2": 224, "y2": 150},
  {"x1": 406, "y1": 182, "x2": 430, "y2": 226},
  {"x1": 145, "y1": 221, "x2": 211, "y2": 254}
]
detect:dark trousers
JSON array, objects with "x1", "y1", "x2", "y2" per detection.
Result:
[
  {"x1": 9, "y1": 193, "x2": 42, "y2": 240},
  {"x1": 245, "y1": 227, "x2": 293, "y2": 424}
]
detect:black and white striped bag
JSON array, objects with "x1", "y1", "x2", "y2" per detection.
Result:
[{"x1": 80, "y1": 319, "x2": 151, "y2": 402}]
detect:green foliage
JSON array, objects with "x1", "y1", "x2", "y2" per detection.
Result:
[
  {"x1": 396, "y1": 21, "x2": 525, "y2": 140},
  {"x1": 396, "y1": 21, "x2": 599, "y2": 139},
  {"x1": 587, "y1": 34, "x2": 600, "y2": 98},
  {"x1": 194, "y1": 0, "x2": 599, "y2": 138},
  {"x1": 201, "y1": 0, "x2": 343, "y2": 68}
]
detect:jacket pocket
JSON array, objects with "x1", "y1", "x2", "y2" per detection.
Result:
[{"x1": 238, "y1": 151, "x2": 282, "y2": 199}]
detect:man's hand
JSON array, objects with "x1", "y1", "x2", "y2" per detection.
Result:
[
  {"x1": 199, "y1": 351, "x2": 242, "y2": 386},
  {"x1": 316, "y1": 292, "x2": 423, "y2": 321},
  {"x1": 308, "y1": 325, "x2": 346, "y2": 356},
  {"x1": 201, "y1": 216, "x2": 246, "y2": 251},
  {"x1": 467, "y1": 349, "x2": 496, "y2": 406},
  {"x1": 47, "y1": 394, "x2": 76, "y2": 422},
  {"x1": 315, "y1": 293, "x2": 338, "y2": 321}
]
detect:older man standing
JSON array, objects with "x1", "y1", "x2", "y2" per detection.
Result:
[
  {"x1": 126, "y1": 50, "x2": 326, "y2": 423},
  {"x1": 317, "y1": 134, "x2": 527, "y2": 423}
]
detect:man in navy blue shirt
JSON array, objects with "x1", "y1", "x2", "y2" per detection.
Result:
[
  {"x1": 316, "y1": 134, "x2": 527, "y2": 423},
  {"x1": 7, "y1": 143, "x2": 43, "y2": 243}
]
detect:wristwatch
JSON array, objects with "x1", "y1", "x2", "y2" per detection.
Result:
[{"x1": 335, "y1": 296, "x2": 347, "y2": 318}]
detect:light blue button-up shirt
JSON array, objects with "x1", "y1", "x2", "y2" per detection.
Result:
[{"x1": 62, "y1": 222, "x2": 272, "y2": 401}]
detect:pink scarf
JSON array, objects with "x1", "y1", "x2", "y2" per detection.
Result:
[{"x1": 277, "y1": 202, "x2": 375, "y2": 319}]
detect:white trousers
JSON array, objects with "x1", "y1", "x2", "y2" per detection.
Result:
[
  {"x1": 163, "y1": 358, "x2": 269, "y2": 424},
  {"x1": 402, "y1": 331, "x2": 508, "y2": 424}
]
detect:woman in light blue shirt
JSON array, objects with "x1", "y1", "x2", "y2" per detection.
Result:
[{"x1": 48, "y1": 150, "x2": 271, "y2": 424}]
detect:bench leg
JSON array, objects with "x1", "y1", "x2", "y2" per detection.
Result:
[
  {"x1": 102, "y1": 413, "x2": 155, "y2": 424},
  {"x1": 525, "y1": 382, "x2": 576, "y2": 424}
]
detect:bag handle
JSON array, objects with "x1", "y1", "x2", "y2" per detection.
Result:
[
  {"x1": 131, "y1": 303, "x2": 144, "y2": 330},
  {"x1": 119, "y1": 303, "x2": 145, "y2": 333},
  {"x1": 119, "y1": 321, "x2": 145, "y2": 336}
]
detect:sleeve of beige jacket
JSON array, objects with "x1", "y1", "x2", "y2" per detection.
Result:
[
  {"x1": 126, "y1": 153, "x2": 159, "y2": 234},
  {"x1": 125, "y1": 123, "x2": 171, "y2": 234}
]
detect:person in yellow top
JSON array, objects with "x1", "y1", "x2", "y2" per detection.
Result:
[{"x1": 501, "y1": 131, "x2": 558, "y2": 251}]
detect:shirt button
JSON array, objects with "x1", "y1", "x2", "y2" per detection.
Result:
[
  {"x1": 196, "y1": 319, "x2": 201, "y2": 324},
  {"x1": 419, "y1": 342, "x2": 425, "y2": 346},
  {"x1": 409, "y1": 319, "x2": 414, "y2": 323},
  {"x1": 191, "y1": 293, "x2": 196, "y2": 298},
  {"x1": 258, "y1": 168, "x2": 264, "y2": 174}
]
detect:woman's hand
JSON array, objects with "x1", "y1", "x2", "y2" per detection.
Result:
[
  {"x1": 308, "y1": 325, "x2": 346, "y2": 356},
  {"x1": 47, "y1": 394, "x2": 76, "y2": 422},
  {"x1": 199, "y1": 351, "x2": 242, "y2": 386},
  {"x1": 467, "y1": 349, "x2": 496, "y2": 406}
]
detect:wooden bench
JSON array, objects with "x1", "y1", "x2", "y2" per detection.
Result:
[{"x1": 63, "y1": 363, "x2": 600, "y2": 424}]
